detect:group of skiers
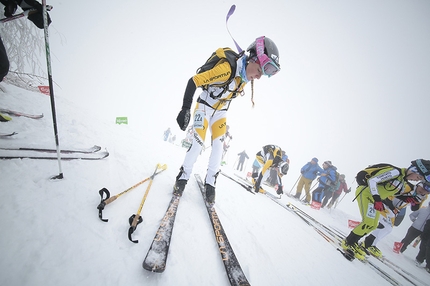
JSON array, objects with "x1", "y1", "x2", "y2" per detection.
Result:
[
  {"x1": 289, "y1": 157, "x2": 430, "y2": 272},
  {"x1": 292, "y1": 158, "x2": 350, "y2": 209},
  {"x1": 164, "y1": 29, "x2": 430, "y2": 274}
]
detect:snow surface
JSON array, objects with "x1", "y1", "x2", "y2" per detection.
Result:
[{"x1": 0, "y1": 85, "x2": 428, "y2": 286}]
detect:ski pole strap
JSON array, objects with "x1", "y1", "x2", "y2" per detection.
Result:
[
  {"x1": 97, "y1": 188, "x2": 110, "y2": 222},
  {"x1": 128, "y1": 214, "x2": 143, "y2": 243},
  {"x1": 226, "y1": 5, "x2": 243, "y2": 53}
]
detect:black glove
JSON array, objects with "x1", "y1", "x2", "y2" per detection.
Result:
[
  {"x1": 176, "y1": 109, "x2": 190, "y2": 131},
  {"x1": 346, "y1": 187, "x2": 351, "y2": 193},
  {"x1": 372, "y1": 195, "x2": 384, "y2": 211},
  {"x1": 276, "y1": 185, "x2": 284, "y2": 195}
]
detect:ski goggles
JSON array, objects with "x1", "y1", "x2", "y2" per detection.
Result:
[
  {"x1": 414, "y1": 159, "x2": 430, "y2": 182},
  {"x1": 255, "y1": 36, "x2": 280, "y2": 77},
  {"x1": 422, "y1": 182, "x2": 430, "y2": 193}
]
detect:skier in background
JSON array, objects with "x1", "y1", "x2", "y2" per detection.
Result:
[
  {"x1": 163, "y1": 127, "x2": 171, "y2": 141},
  {"x1": 267, "y1": 152, "x2": 289, "y2": 187},
  {"x1": 293, "y1": 158, "x2": 322, "y2": 203},
  {"x1": 251, "y1": 144, "x2": 289, "y2": 195},
  {"x1": 311, "y1": 161, "x2": 336, "y2": 205},
  {"x1": 323, "y1": 174, "x2": 348, "y2": 208},
  {"x1": 236, "y1": 150, "x2": 249, "y2": 172},
  {"x1": 326, "y1": 174, "x2": 350, "y2": 208},
  {"x1": 398, "y1": 188, "x2": 430, "y2": 254},
  {"x1": 342, "y1": 160, "x2": 428, "y2": 260},
  {"x1": 415, "y1": 213, "x2": 430, "y2": 273},
  {"x1": 361, "y1": 183, "x2": 429, "y2": 258}
]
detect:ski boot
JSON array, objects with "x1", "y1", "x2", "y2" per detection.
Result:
[
  {"x1": 173, "y1": 179, "x2": 187, "y2": 196},
  {"x1": 366, "y1": 245, "x2": 383, "y2": 258},
  {"x1": 205, "y1": 184, "x2": 216, "y2": 204},
  {"x1": 341, "y1": 240, "x2": 366, "y2": 261}
]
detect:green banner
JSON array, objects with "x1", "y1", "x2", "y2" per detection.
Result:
[{"x1": 116, "y1": 117, "x2": 128, "y2": 125}]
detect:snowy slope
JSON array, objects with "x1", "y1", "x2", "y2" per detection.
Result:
[{"x1": 0, "y1": 85, "x2": 428, "y2": 286}]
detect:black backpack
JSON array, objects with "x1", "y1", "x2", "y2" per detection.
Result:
[{"x1": 196, "y1": 48, "x2": 244, "y2": 93}]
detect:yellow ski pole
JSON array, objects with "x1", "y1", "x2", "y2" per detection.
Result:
[
  {"x1": 97, "y1": 164, "x2": 167, "y2": 222},
  {"x1": 128, "y1": 164, "x2": 166, "y2": 243}
]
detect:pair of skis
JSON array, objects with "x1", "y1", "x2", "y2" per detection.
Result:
[
  {"x1": 142, "y1": 174, "x2": 250, "y2": 286},
  {"x1": 0, "y1": 145, "x2": 109, "y2": 160},
  {"x1": 221, "y1": 171, "x2": 282, "y2": 201},
  {"x1": 285, "y1": 203, "x2": 426, "y2": 286}
]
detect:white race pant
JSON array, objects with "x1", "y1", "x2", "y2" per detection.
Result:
[{"x1": 178, "y1": 102, "x2": 227, "y2": 187}]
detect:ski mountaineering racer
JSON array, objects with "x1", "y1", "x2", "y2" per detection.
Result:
[{"x1": 173, "y1": 36, "x2": 281, "y2": 204}]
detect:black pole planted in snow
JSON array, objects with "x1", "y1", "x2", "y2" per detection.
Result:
[{"x1": 42, "y1": 0, "x2": 63, "y2": 179}]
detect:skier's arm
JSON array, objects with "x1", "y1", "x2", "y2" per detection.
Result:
[
  {"x1": 368, "y1": 168, "x2": 401, "y2": 197},
  {"x1": 181, "y1": 78, "x2": 197, "y2": 110},
  {"x1": 193, "y1": 62, "x2": 232, "y2": 87}
]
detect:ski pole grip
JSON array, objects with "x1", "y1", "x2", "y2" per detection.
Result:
[
  {"x1": 130, "y1": 214, "x2": 141, "y2": 228},
  {"x1": 103, "y1": 196, "x2": 117, "y2": 205}
]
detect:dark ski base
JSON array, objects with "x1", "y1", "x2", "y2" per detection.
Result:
[
  {"x1": 0, "y1": 149, "x2": 109, "y2": 160},
  {"x1": 195, "y1": 174, "x2": 250, "y2": 286},
  {"x1": 0, "y1": 145, "x2": 101, "y2": 154},
  {"x1": 0, "y1": 132, "x2": 17, "y2": 137},
  {"x1": 142, "y1": 195, "x2": 181, "y2": 273}
]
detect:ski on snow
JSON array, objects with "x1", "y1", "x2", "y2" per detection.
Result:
[
  {"x1": 0, "y1": 148, "x2": 108, "y2": 160},
  {"x1": 221, "y1": 171, "x2": 281, "y2": 200},
  {"x1": 220, "y1": 171, "x2": 255, "y2": 195},
  {"x1": 284, "y1": 203, "x2": 426, "y2": 286},
  {"x1": 142, "y1": 195, "x2": 181, "y2": 273},
  {"x1": 0, "y1": 132, "x2": 17, "y2": 137},
  {"x1": 0, "y1": 108, "x2": 43, "y2": 119},
  {"x1": 143, "y1": 175, "x2": 250, "y2": 286},
  {"x1": 0, "y1": 145, "x2": 101, "y2": 154},
  {"x1": 194, "y1": 174, "x2": 250, "y2": 286}
]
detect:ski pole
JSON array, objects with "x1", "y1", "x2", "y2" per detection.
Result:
[
  {"x1": 97, "y1": 164, "x2": 167, "y2": 222},
  {"x1": 42, "y1": 0, "x2": 64, "y2": 180},
  {"x1": 288, "y1": 174, "x2": 301, "y2": 195},
  {"x1": 128, "y1": 164, "x2": 163, "y2": 243}
]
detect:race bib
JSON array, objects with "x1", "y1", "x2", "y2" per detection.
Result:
[
  {"x1": 366, "y1": 203, "x2": 376, "y2": 219},
  {"x1": 193, "y1": 110, "x2": 205, "y2": 129}
]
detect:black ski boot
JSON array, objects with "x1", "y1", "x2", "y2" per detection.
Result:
[
  {"x1": 173, "y1": 180, "x2": 187, "y2": 196},
  {"x1": 205, "y1": 184, "x2": 216, "y2": 204}
]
